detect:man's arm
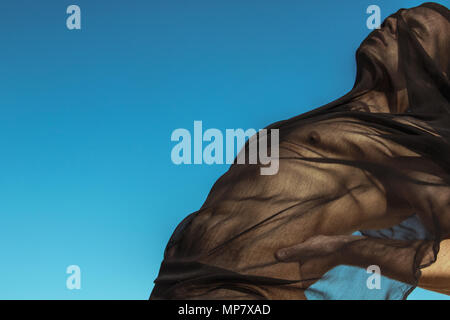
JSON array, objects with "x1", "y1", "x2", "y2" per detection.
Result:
[{"x1": 276, "y1": 235, "x2": 450, "y2": 295}]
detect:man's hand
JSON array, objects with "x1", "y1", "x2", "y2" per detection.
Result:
[
  {"x1": 277, "y1": 235, "x2": 450, "y2": 295},
  {"x1": 275, "y1": 235, "x2": 360, "y2": 287},
  {"x1": 276, "y1": 235, "x2": 359, "y2": 262}
]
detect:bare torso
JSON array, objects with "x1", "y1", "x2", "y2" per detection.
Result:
[{"x1": 159, "y1": 115, "x2": 449, "y2": 299}]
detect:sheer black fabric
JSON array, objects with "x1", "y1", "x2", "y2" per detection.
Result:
[{"x1": 151, "y1": 3, "x2": 450, "y2": 300}]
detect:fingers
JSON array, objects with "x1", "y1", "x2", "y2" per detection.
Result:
[
  {"x1": 275, "y1": 235, "x2": 335, "y2": 262},
  {"x1": 275, "y1": 243, "x2": 312, "y2": 262},
  {"x1": 275, "y1": 235, "x2": 361, "y2": 262}
]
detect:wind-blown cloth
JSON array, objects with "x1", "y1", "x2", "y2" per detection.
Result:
[{"x1": 151, "y1": 3, "x2": 450, "y2": 300}]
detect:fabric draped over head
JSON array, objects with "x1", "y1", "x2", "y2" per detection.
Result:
[
  {"x1": 266, "y1": 3, "x2": 450, "y2": 299},
  {"x1": 151, "y1": 3, "x2": 450, "y2": 300}
]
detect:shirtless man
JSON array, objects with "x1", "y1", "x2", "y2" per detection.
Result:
[
  {"x1": 151, "y1": 3, "x2": 450, "y2": 299},
  {"x1": 276, "y1": 3, "x2": 450, "y2": 296}
]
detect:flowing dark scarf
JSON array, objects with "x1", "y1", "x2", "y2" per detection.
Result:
[{"x1": 151, "y1": 2, "x2": 450, "y2": 300}]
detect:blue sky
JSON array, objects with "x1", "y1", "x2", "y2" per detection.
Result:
[{"x1": 0, "y1": 0, "x2": 448, "y2": 299}]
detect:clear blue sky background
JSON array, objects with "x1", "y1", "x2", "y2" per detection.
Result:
[{"x1": 0, "y1": 0, "x2": 448, "y2": 299}]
